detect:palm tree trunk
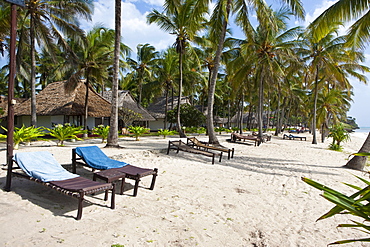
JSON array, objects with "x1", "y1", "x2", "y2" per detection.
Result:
[
  {"x1": 257, "y1": 70, "x2": 264, "y2": 141},
  {"x1": 176, "y1": 51, "x2": 185, "y2": 138},
  {"x1": 206, "y1": 0, "x2": 231, "y2": 145},
  {"x1": 107, "y1": 0, "x2": 121, "y2": 147},
  {"x1": 84, "y1": 76, "x2": 90, "y2": 135},
  {"x1": 274, "y1": 87, "x2": 281, "y2": 136},
  {"x1": 312, "y1": 65, "x2": 319, "y2": 144},
  {"x1": 164, "y1": 86, "x2": 169, "y2": 130},
  {"x1": 30, "y1": 13, "x2": 37, "y2": 126},
  {"x1": 343, "y1": 133, "x2": 370, "y2": 170}
]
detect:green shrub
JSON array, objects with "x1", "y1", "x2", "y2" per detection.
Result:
[
  {"x1": 2, "y1": 125, "x2": 45, "y2": 149},
  {"x1": 45, "y1": 123, "x2": 86, "y2": 146},
  {"x1": 128, "y1": 126, "x2": 149, "y2": 141},
  {"x1": 328, "y1": 123, "x2": 350, "y2": 151},
  {"x1": 92, "y1": 125, "x2": 110, "y2": 143},
  {"x1": 158, "y1": 129, "x2": 175, "y2": 139}
]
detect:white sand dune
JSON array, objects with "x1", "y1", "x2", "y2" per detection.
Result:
[{"x1": 0, "y1": 132, "x2": 369, "y2": 246}]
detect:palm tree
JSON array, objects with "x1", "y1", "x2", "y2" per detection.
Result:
[
  {"x1": 147, "y1": 0, "x2": 207, "y2": 138},
  {"x1": 17, "y1": 0, "x2": 93, "y2": 126},
  {"x1": 232, "y1": 7, "x2": 302, "y2": 141},
  {"x1": 204, "y1": 0, "x2": 304, "y2": 145},
  {"x1": 310, "y1": 0, "x2": 370, "y2": 170},
  {"x1": 299, "y1": 27, "x2": 369, "y2": 144},
  {"x1": 152, "y1": 48, "x2": 178, "y2": 129},
  {"x1": 310, "y1": 0, "x2": 370, "y2": 49},
  {"x1": 126, "y1": 43, "x2": 158, "y2": 105},
  {"x1": 107, "y1": 0, "x2": 122, "y2": 148},
  {"x1": 65, "y1": 26, "x2": 116, "y2": 131}
]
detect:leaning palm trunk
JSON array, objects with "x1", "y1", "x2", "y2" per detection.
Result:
[
  {"x1": 107, "y1": 0, "x2": 121, "y2": 147},
  {"x1": 30, "y1": 14, "x2": 37, "y2": 126},
  {"x1": 207, "y1": 0, "x2": 231, "y2": 145},
  {"x1": 343, "y1": 132, "x2": 370, "y2": 171}
]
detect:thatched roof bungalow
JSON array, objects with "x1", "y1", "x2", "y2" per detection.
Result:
[
  {"x1": 101, "y1": 90, "x2": 155, "y2": 128},
  {"x1": 10, "y1": 80, "x2": 111, "y2": 129}
]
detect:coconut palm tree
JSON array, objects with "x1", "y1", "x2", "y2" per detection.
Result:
[
  {"x1": 126, "y1": 43, "x2": 158, "y2": 105},
  {"x1": 310, "y1": 0, "x2": 370, "y2": 49},
  {"x1": 64, "y1": 26, "x2": 116, "y2": 131},
  {"x1": 147, "y1": 0, "x2": 207, "y2": 138},
  {"x1": 298, "y1": 27, "x2": 369, "y2": 144},
  {"x1": 16, "y1": 0, "x2": 93, "y2": 126},
  {"x1": 107, "y1": 0, "x2": 122, "y2": 148}
]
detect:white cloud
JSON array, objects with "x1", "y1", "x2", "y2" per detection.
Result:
[{"x1": 81, "y1": 0, "x2": 173, "y2": 51}]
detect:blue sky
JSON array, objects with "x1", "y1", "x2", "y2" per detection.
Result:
[{"x1": 1, "y1": 0, "x2": 369, "y2": 127}]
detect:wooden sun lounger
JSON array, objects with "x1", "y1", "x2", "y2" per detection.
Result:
[
  {"x1": 10, "y1": 162, "x2": 115, "y2": 220},
  {"x1": 167, "y1": 140, "x2": 222, "y2": 164},
  {"x1": 283, "y1": 134, "x2": 306, "y2": 141},
  {"x1": 72, "y1": 148, "x2": 158, "y2": 197},
  {"x1": 186, "y1": 137, "x2": 234, "y2": 159},
  {"x1": 231, "y1": 133, "x2": 261, "y2": 146}
]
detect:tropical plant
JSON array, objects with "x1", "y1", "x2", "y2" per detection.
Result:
[
  {"x1": 92, "y1": 125, "x2": 110, "y2": 143},
  {"x1": 15, "y1": 0, "x2": 94, "y2": 126},
  {"x1": 147, "y1": 0, "x2": 207, "y2": 138},
  {"x1": 302, "y1": 176, "x2": 370, "y2": 245},
  {"x1": 2, "y1": 125, "x2": 45, "y2": 149},
  {"x1": 328, "y1": 123, "x2": 351, "y2": 151},
  {"x1": 203, "y1": 0, "x2": 304, "y2": 146},
  {"x1": 128, "y1": 126, "x2": 149, "y2": 141},
  {"x1": 106, "y1": 0, "x2": 123, "y2": 148},
  {"x1": 64, "y1": 26, "x2": 116, "y2": 131},
  {"x1": 157, "y1": 129, "x2": 175, "y2": 139},
  {"x1": 166, "y1": 104, "x2": 206, "y2": 128},
  {"x1": 309, "y1": 0, "x2": 370, "y2": 49},
  {"x1": 45, "y1": 123, "x2": 85, "y2": 146},
  {"x1": 126, "y1": 43, "x2": 158, "y2": 105}
]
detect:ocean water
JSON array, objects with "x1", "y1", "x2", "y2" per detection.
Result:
[{"x1": 356, "y1": 127, "x2": 370, "y2": 133}]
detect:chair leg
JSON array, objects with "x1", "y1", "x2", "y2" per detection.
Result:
[
  {"x1": 111, "y1": 184, "x2": 115, "y2": 209},
  {"x1": 150, "y1": 169, "x2": 158, "y2": 190},
  {"x1": 133, "y1": 177, "x2": 140, "y2": 197},
  {"x1": 76, "y1": 193, "x2": 84, "y2": 220},
  {"x1": 120, "y1": 176, "x2": 125, "y2": 195}
]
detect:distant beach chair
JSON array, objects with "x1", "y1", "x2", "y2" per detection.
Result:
[
  {"x1": 72, "y1": 146, "x2": 158, "y2": 197},
  {"x1": 167, "y1": 140, "x2": 222, "y2": 164},
  {"x1": 186, "y1": 137, "x2": 234, "y2": 159},
  {"x1": 11, "y1": 151, "x2": 115, "y2": 220},
  {"x1": 283, "y1": 134, "x2": 306, "y2": 141},
  {"x1": 231, "y1": 132, "x2": 261, "y2": 146}
]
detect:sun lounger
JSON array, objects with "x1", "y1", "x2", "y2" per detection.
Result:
[
  {"x1": 11, "y1": 151, "x2": 115, "y2": 220},
  {"x1": 283, "y1": 134, "x2": 306, "y2": 141},
  {"x1": 231, "y1": 133, "x2": 261, "y2": 146},
  {"x1": 186, "y1": 137, "x2": 234, "y2": 159},
  {"x1": 167, "y1": 140, "x2": 222, "y2": 164},
  {"x1": 72, "y1": 146, "x2": 158, "y2": 197}
]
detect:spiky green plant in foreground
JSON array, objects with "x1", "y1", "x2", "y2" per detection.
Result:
[{"x1": 302, "y1": 174, "x2": 370, "y2": 245}]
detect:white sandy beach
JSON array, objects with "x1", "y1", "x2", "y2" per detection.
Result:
[{"x1": 0, "y1": 131, "x2": 369, "y2": 246}]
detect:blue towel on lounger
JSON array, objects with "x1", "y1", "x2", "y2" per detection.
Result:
[
  {"x1": 14, "y1": 151, "x2": 79, "y2": 182},
  {"x1": 75, "y1": 146, "x2": 129, "y2": 170}
]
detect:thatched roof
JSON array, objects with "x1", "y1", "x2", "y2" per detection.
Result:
[
  {"x1": 13, "y1": 80, "x2": 112, "y2": 117},
  {"x1": 0, "y1": 96, "x2": 27, "y2": 118},
  {"x1": 147, "y1": 96, "x2": 190, "y2": 119},
  {"x1": 101, "y1": 90, "x2": 155, "y2": 121}
]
